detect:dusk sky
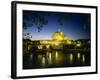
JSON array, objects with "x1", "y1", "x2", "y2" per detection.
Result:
[{"x1": 23, "y1": 10, "x2": 91, "y2": 40}]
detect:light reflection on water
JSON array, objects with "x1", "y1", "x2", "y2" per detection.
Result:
[
  {"x1": 82, "y1": 54, "x2": 85, "y2": 63},
  {"x1": 69, "y1": 53, "x2": 73, "y2": 63},
  {"x1": 37, "y1": 51, "x2": 87, "y2": 67},
  {"x1": 23, "y1": 50, "x2": 90, "y2": 69},
  {"x1": 77, "y1": 53, "x2": 81, "y2": 60}
]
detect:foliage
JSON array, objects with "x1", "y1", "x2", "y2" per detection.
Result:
[
  {"x1": 23, "y1": 12, "x2": 48, "y2": 32},
  {"x1": 58, "y1": 15, "x2": 69, "y2": 26},
  {"x1": 23, "y1": 33, "x2": 32, "y2": 39},
  {"x1": 23, "y1": 12, "x2": 69, "y2": 32}
]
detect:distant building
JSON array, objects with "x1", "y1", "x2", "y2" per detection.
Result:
[
  {"x1": 33, "y1": 31, "x2": 72, "y2": 49},
  {"x1": 23, "y1": 31, "x2": 90, "y2": 54}
]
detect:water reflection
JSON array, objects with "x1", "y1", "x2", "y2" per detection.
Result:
[
  {"x1": 82, "y1": 54, "x2": 85, "y2": 63},
  {"x1": 55, "y1": 51, "x2": 58, "y2": 60},
  {"x1": 69, "y1": 53, "x2": 73, "y2": 63},
  {"x1": 42, "y1": 57, "x2": 46, "y2": 67},
  {"x1": 77, "y1": 53, "x2": 80, "y2": 60},
  {"x1": 23, "y1": 50, "x2": 90, "y2": 69},
  {"x1": 48, "y1": 52, "x2": 52, "y2": 65}
]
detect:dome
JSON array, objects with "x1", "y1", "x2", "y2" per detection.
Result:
[{"x1": 52, "y1": 31, "x2": 68, "y2": 41}]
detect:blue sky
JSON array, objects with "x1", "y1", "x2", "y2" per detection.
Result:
[{"x1": 23, "y1": 10, "x2": 90, "y2": 40}]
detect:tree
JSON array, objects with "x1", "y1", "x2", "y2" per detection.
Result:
[
  {"x1": 23, "y1": 33, "x2": 32, "y2": 40},
  {"x1": 23, "y1": 12, "x2": 48, "y2": 32},
  {"x1": 58, "y1": 15, "x2": 69, "y2": 26}
]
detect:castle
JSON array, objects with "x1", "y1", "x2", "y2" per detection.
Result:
[{"x1": 36, "y1": 31, "x2": 72, "y2": 49}]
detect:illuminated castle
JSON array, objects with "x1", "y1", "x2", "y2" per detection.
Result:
[
  {"x1": 52, "y1": 31, "x2": 68, "y2": 41},
  {"x1": 37, "y1": 31, "x2": 72, "y2": 49}
]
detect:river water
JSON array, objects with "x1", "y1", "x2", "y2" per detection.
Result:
[{"x1": 23, "y1": 50, "x2": 90, "y2": 69}]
